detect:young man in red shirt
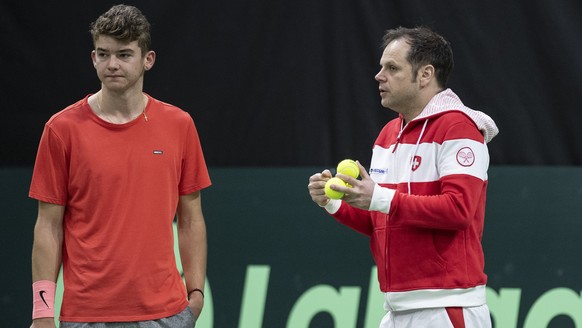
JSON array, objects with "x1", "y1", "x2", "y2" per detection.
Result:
[{"x1": 30, "y1": 5, "x2": 211, "y2": 327}]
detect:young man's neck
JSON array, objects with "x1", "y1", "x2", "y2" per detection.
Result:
[
  {"x1": 99, "y1": 87, "x2": 146, "y2": 114},
  {"x1": 92, "y1": 88, "x2": 148, "y2": 124}
]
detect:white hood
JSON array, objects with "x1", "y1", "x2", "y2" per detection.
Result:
[{"x1": 414, "y1": 89, "x2": 499, "y2": 143}]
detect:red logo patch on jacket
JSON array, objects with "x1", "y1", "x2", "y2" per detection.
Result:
[{"x1": 411, "y1": 155, "x2": 422, "y2": 171}]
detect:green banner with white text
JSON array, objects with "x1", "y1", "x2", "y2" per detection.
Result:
[{"x1": 2, "y1": 167, "x2": 581, "y2": 327}]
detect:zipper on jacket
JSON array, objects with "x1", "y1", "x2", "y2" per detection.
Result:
[{"x1": 385, "y1": 214, "x2": 390, "y2": 292}]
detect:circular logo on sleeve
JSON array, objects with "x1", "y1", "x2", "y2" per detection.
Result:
[{"x1": 456, "y1": 147, "x2": 475, "y2": 166}]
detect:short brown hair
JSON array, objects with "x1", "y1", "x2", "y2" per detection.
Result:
[{"x1": 90, "y1": 5, "x2": 151, "y2": 56}]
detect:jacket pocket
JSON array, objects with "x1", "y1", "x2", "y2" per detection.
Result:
[{"x1": 388, "y1": 226, "x2": 447, "y2": 290}]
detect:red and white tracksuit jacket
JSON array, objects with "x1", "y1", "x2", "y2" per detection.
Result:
[{"x1": 326, "y1": 89, "x2": 498, "y2": 312}]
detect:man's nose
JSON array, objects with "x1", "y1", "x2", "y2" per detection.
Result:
[
  {"x1": 107, "y1": 56, "x2": 121, "y2": 70},
  {"x1": 374, "y1": 71, "x2": 384, "y2": 82}
]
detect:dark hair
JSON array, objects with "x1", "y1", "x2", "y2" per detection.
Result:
[
  {"x1": 90, "y1": 5, "x2": 151, "y2": 56},
  {"x1": 382, "y1": 26, "x2": 454, "y2": 88}
]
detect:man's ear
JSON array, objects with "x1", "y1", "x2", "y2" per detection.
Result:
[
  {"x1": 144, "y1": 50, "x2": 156, "y2": 71},
  {"x1": 419, "y1": 64, "x2": 435, "y2": 88},
  {"x1": 91, "y1": 50, "x2": 97, "y2": 67}
]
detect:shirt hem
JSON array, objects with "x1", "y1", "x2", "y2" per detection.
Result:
[
  {"x1": 59, "y1": 302, "x2": 188, "y2": 323},
  {"x1": 29, "y1": 192, "x2": 66, "y2": 206}
]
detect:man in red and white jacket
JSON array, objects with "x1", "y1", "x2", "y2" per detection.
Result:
[{"x1": 308, "y1": 27, "x2": 498, "y2": 327}]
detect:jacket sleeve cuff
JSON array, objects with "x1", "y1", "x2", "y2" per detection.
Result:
[
  {"x1": 369, "y1": 184, "x2": 395, "y2": 214},
  {"x1": 321, "y1": 199, "x2": 342, "y2": 214}
]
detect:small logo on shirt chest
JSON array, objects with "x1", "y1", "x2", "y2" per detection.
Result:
[
  {"x1": 153, "y1": 150, "x2": 164, "y2": 155},
  {"x1": 411, "y1": 155, "x2": 422, "y2": 171}
]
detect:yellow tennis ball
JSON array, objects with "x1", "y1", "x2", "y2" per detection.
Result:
[
  {"x1": 325, "y1": 177, "x2": 347, "y2": 199},
  {"x1": 337, "y1": 159, "x2": 359, "y2": 179}
]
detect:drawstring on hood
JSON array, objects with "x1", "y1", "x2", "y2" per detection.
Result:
[{"x1": 408, "y1": 119, "x2": 428, "y2": 194}]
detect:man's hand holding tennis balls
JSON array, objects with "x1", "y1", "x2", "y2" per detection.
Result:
[
  {"x1": 334, "y1": 160, "x2": 376, "y2": 210},
  {"x1": 308, "y1": 160, "x2": 376, "y2": 210}
]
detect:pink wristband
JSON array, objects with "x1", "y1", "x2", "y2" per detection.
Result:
[{"x1": 32, "y1": 280, "x2": 56, "y2": 319}]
